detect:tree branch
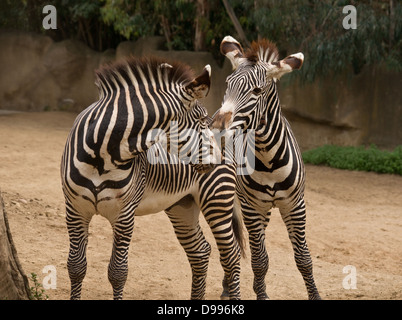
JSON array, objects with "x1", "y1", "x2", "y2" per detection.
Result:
[{"x1": 222, "y1": 0, "x2": 250, "y2": 47}]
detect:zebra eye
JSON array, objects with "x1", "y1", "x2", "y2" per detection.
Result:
[{"x1": 252, "y1": 87, "x2": 262, "y2": 95}]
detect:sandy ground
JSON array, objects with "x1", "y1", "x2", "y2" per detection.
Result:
[{"x1": 0, "y1": 111, "x2": 401, "y2": 300}]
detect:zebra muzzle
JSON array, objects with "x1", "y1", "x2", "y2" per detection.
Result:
[{"x1": 209, "y1": 111, "x2": 232, "y2": 131}]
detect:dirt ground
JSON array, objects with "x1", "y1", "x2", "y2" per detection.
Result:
[{"x1": 0, "y1": 111, "x2": 401, "y2": 300}]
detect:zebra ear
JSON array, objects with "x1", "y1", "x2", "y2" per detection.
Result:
[
  {"x1": 269, "y1": 52, "x2": 304, "y2": 79},
  {"x1": 220, "y1": 36, "x2": 245, "y2": 70},
  {"x1": 185, "y1": 65, "x2": 211, "y2": 99}
]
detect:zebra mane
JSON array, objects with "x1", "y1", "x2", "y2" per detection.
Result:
[
  {"x1": 245, "y1": 39, "x2": 279, "y2": 64},
  {"x1": 95, "y1": 56, "x2": 195, "y2": 91}
]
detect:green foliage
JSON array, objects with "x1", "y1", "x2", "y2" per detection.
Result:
[
  {"x1": 70, "y1": 1, "x2": 100, "y2": 19},
  {"x1": 1, "y1": 0, "x2": 400, "y2": 80},
  {"x1": 0, "y1": 0, "x2": 41, "y2": 32},
  {"x1": 0, "y1": 0, "x2": 123, "y2": 51},
  {"x1": 250, "y1": 0, "x2": 402, "y2": 83},
  {"x1": 302, "y1": 145, "x2": 402, "y2": 175},
  {"x1": 100, "y1": 0, "x2": 154, "y2": 40},
  {"x1": 29, "y1": 273, "x2": 49, "y2": 300}
]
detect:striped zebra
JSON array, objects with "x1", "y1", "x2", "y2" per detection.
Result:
[
  {"x1": 210, "y1": 36, "x2": 321, "y2": 300},
  {"x1": 140, "y1": 145, "x2": 244, "y2": 300},
  {"x1": 60, "y1": 56, "x2": 231, "y2": 300}
]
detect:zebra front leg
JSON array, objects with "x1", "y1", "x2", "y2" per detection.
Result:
[
  {"x1": 220, "y1": 275, "x2": 230, "y2": 300},
  {"x1": 108, "y1": 213, "x2": 135, "y2": 300},
  {"x1": 280, "y1": 201, "x2": 321, "y2": 300},
  {"x1": 249, "y1": 229, "x2": 269, "y2": 300},
  {"x1": 66, "y1": 209, "x2": 92, "y2": 300},
  {"x1": 166, "y1": 196, "x2": 211, "y2": 300},
  {"x1": 243, "y1": 210, "x2": 271, "y2": 300}
]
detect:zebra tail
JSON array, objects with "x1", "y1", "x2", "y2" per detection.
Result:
[{"x1": 232, "y1": 195, "x2": 246, "y2": 258}]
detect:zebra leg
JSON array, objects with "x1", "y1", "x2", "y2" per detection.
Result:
[
  {"x1": 198, "y1": 166, "x2": 241, "y2": 299},
  {"x1": 203, "y1": 211, "x2": 241, "y2": 300},
  {"x1": 242, "y1": 209, "x2": 271, "y2": 300},
  {"x1": 280, "y1": 200, "x2": 321, "y2": 300},
  {"x1": 221, "y1": 209, "x2": 270, "y2": 300},
  {"x1": 66, "y1": 208, "x2": 92, "y2": 300},
  {"x1": 165, "y1": 195, "x2": 211, "y2": 300},
  {"x1": 108, "y1": 212, "x2": 135, "y2": 300}
]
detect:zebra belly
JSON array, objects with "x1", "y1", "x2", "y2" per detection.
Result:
[
  {"x1": 64, "y1": 162, "x2": 145, "y2": 223},
  {"x1": 136, "y1": 187, "x2": 196, "y2": 216}
]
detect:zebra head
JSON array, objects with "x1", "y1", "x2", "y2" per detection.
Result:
[
  {"x1": 183, "y1": 102, "x2": 222, "y2": 173},
  {"x1": 160, "y1": 101, "x2": 221, "y2": 173},
  {"x1": 142, "y1": 62, "x2": 220, "y2": 172},
  {"x1": 178, "y1": 64, "x2": 222, "y2": 171},
  {"x1": 210, "y1": 36, "x2": 304, "y2": 132},
  {"x1": 94, "y1": 57, "x2": 214, "y2": 160}
]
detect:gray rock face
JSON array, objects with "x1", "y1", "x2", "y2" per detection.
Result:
[{"x1": 0, "y1": 31, "x2": 400, "y2": 150}]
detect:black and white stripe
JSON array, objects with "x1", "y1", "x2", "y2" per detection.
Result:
[
  {"x1": 138, "y1": 152, "x2": 244, "y2": 299},
  {"x1": 211, "y1": 36, "x2": 321, "y2": 300},
  {"x1": 61, "y1": 56, "x2": 238, "y2": 300}
]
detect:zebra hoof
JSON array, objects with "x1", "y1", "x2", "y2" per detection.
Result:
[
  {"x1": 308, "y1": 293, "x2": 322, "y2": 300},
  {"x1": 220, "y1": 291, "x2": 230, "y2": 300},
  {"x1": 257, "y1": 293, "x2": 269, "y2": 300}
]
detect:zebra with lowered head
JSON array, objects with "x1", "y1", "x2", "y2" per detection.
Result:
[
  {"x1": 61, "y1": 56, "x2": 228, "y2": 300},
  {"x1": 132, "y1": 101, "x2": 245, "y2": 300},
  {"x1": 210, "y1": 36, "x2": 321, "y2": 300},
  {"x1": 139, "y1": 141, "x2": 245, "y2": 300}
]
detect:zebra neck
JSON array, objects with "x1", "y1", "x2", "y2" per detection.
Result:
[
  {"x1": 80, "y1": 97, "x2": 173, "y2": 174},
  {"x1": 255, "y1": 109, "x2": 289, "y2": 159}
]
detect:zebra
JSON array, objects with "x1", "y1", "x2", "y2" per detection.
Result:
[
  {"x1": 210, "y1": 36, "x2": 321, "y2": 300},
  {"x1": 137, "y1": 105, "x2": 245, "y2": 300},
  {"x1": 139, "y1": 143, "x2": 244, "y2": 300},
  {"x1": 60, "y1": 56, "x2": 234, "y2": 300}
]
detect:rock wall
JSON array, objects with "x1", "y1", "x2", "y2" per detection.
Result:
[
  {"x1": 0, "y1": 31, "x2": 400, "y2": 150},
  {"x1": 280, "y1": 66, "x2": 402, "y2": 150},
  {"x1": 113, "y1": 36, "x2": 232, "y2": 115},
  {"x1": 0, "y1": 31, "x2": 229, "y2": 116}
]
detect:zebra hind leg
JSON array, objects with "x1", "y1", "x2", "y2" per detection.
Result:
[
  {"x1": 66, "y1": 210, "x2": 92, "y2": 300},
  {"x1": 204, "y1": 213, "x2": 241, "y2": 300},
  {"x1": 280, "y1": 202, "x2": 321, "y2": 300},
  {"x1": 108, "y1": 213, "x2": 135, "y2": 300},
  {"x1": 165, "y1": 195, "x2": 211, "y2": 300}
]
